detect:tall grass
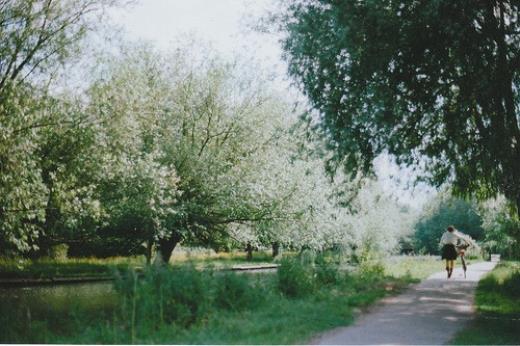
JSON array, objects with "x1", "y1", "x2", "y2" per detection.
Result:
[
  {"x1": 214, "y1": 271, "x2": 267, "y2": 311},
  {"x1": 115, "y1": 264, "x2": 214, "y2": 329},
  {"x1": 277, "y1": 257, "x2": 316, "y2": 297}
]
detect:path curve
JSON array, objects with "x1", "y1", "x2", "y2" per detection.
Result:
[{"x1": 310, "y1": 261, "x2": 497, "y2": 345}]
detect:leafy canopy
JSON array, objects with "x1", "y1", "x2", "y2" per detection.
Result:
[
  {"x1": 279, "y1": 0, "x2": 520, "y2": 211},
  {"x1": 0, "y1": 0, "x2": 119, "y2": 254},
  {"x1": 414, "y1": 193, "x2": 484, "y2": 254}
]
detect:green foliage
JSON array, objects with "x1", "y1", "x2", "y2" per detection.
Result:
[
  {"x1": 0, "y1": 1, "x2": 119, "y2": 255},
  {"x1": 1, "y1": 0, "x2": 420, "y2": 266},
  {"x1": 314, "y1": 252, "x2": 341, "y2": 285},
  {"x1": 278, "y1": 0, "x2": 520, "y2": 212},
  {"x1": 48, "y1": 244, "x2": 69, "y2": 261},
  {"x1": 478, "y1": 262, "x2": 520, "y2": 304},
  {"x1": 277, "y1": 249, "x2": 365, "y2": 296},
  {"x1": 114, "y1": 265, "x2": 212, "y2": 328},
  {"x1": 214, "y1": 272, "x2": 265, "y2": 311},
  {"x1": 67, "y1": 237, "x2": 146, "y2": 258},
  {"x1": 451, "y1": 262, "x2": 520, "y2": 345},
  {"x1": 0, "y1": 86, "x2": 50, "y2": 254},
  {"x1": 85, "y1": 45, "x2": 315, "y2": 261},
  {"x1": 358, "y1": 260, "x2": 385, "y2": 279},
  {"x1": 414, "y1": 195, "x2": 484, "y2": 254},
  {"x1": 0, "y1": 255, "x2": 440, "y2": 344},
  {"x1": 479, "y1": 197, "x2": 520, "y2": 259},
  {"x1": 277, "y1": 257, "x2": 316, "y2": 297}
]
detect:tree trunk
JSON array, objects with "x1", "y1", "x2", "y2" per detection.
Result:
[
  {"x1": 246, "y1": 242, "x2": 253, "y2": 261},
  {"x1": 272, "y1": 242, "x2": 280, "y2": 258},
  {"x1": 145, "y1": 238, "x2": 154, "y2": 265},
  {"x1": 513, "y1": 195, "x2": 520, "y2": 246},
  {"x1": 156, "y1": 232, "x2": 182, "y2": 264},
  {"x1": 516, "y1": 195, "x2": 520, "y2": 219},
  {"x1": 31, "y1": 187, "x2": 57, "y2": 259}
]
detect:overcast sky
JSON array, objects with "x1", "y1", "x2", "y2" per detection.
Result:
[
  {"x1": 107, "y1": 0, "x2": 436, "y2": 208},
  {"x1": 109, "y1": 0, "x2": 284, "y2": 73}
]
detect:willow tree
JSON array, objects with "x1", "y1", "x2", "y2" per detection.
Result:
[{"x1": 278, "y1": 0, "x2": 520, "y2": 213}]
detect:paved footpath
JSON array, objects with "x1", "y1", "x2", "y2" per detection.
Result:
[{"x1": 311, "y1": 261, "x2": 497, "y2": 345}]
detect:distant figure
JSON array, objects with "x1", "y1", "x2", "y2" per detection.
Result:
[{"x1": 440, "y1": 226, "x2": 462, "y2": 278}]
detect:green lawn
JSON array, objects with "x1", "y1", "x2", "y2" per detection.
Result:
[
  {"x1": 0, "y1": 254, "x2": 442, "y2": 344},
  {"x1": 383, "y1": 255, "x2": 444, "y2": 280},
  {"x1": 451, "y1": 261, "x2": 520, "y2": 345}
]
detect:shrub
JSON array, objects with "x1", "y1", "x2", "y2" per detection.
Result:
[
  {"x1": 314, "y1": 253, "x2": 341, "y2": 285},
  {"x1": 159, "y1": 266, "x2": 212, "y2": 326},
  {"x1": 114, "y1": 265, "x2": 212, "y2": 328},
  {"x1": 277, "y1": 257, "x2": 315, "y2": 297},
  {"x1": 49, "y1": 244, "x2": 69, "y2": 260},
  {"x1": 359, "y1": 260, "x2": 385, "y2": 278},
  {"x1": 214, "y1": 272, "x2": 263, "y2": 311}
]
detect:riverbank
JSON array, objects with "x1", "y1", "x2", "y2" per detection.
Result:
[
  {"x1": 0, "y1": 255, "x2": 442, "y2": 344},
  {"x1": 0, "y1": 256, "x2": 139, "y2": 281}
]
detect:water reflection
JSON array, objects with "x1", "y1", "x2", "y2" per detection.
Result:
[
  {"x1": 0, "y1": 281, "x2": 114, "y2": 297},
  {"x1": 0, "y1": 282, "x2": 118, "y2": 343},
  {"x1": 0, "y1": 282, "x2": 116, "y2": 314}
]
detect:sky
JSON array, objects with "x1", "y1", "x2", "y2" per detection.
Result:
[
  {"x1": 108, "y1": 0, "x2": 284, "y2": 74},
  {"x1": 107, "y1": 0, "x2": 436, "y2": 208}
]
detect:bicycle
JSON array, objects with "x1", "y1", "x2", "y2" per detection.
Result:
[{"x1": 457, "y1": 242, "x2": 470, "y2": 278}]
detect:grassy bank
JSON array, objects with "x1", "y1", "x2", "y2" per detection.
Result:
[
  {"x1": 0, "y1": 250, "x2": 277, "y2": 280},
  {"x1": 0, "y1": 257, "x2": 142, "y2": 280},
  {"x1": 451, "y1": 261, "x2": 520, "y2": 345},
  {"x1": 0, "y1": 255, "x2": 441, "y2": 344}
]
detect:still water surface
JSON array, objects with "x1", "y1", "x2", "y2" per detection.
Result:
[{"x1": 0, "y1": 282, "x2": 117, "y2": 314}]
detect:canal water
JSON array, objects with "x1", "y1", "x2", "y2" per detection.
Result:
[
  {"x1": 0, "y1": 281, "x2": 118, "y2": 342},
  {"x1": 0, "y1": 281, "x2": 116, "y2": 310}
]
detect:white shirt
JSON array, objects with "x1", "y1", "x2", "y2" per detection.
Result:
[{"x1": 440, "y1": 231, "x2": 463, "y2": 246}]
